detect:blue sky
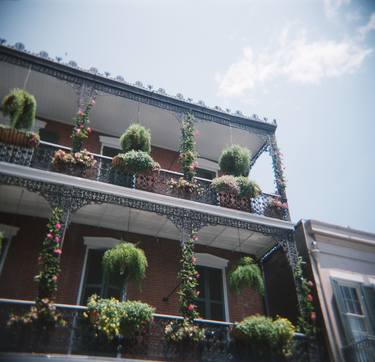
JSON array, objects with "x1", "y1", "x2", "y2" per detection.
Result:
[{"x1": 1, "y1": 0, "x2": 375, "y2": 232}]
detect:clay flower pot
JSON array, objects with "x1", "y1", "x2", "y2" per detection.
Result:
[{"x1": 0, "y1": 127, "x2": 39, "y2": 148}]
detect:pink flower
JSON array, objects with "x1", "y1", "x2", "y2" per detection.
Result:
[
  {"x1": 55, "y1": 236, "x2": 60, "y2": 243},
  {"x1": 54, "y1": 248, "x2": 62, "y2": 255},
  {"x1": 187, "y1": 304, "x2": 195, "y2": 311},
  {"x1": 310, "y1": 312, "x2": 316, "y2": 321},
  {"x1": 307, "y1": 294, "x2": 313, "y2": 302},
  {"x1": 55, "y1": 223, "x2": 61, "y2": 230},
  {"x1": 87, "y1": 127, "x2": 92, "y2": 133},
  {"x1": 91, "y1": 99, "x2": 96, "y2": 106},
  {"x1": 192, "y1": 234, "x2": 198, "y2": 241},
  {"x1": 47, "y1": 233, "x2": 53, "y2": 240},
  {"x1": 76, "y1": 129, "x2": 81, "y2": 134},
  {"x1": 80, "y1": 124, "x2": 84, "y2": 129},
  {"x1": 52, "y1": 275, "x2": 58, "y2": 282},
  {"x1": 307, "y1": 280, "x2": 314, "y2": 288}
]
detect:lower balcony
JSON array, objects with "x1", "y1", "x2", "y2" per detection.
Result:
[
  {"x1": 0, "y1": 141, "x2": 287, "y2": 220},
  {"x1": 0, "y1": 299, "x2": 320, "y2": 362}
]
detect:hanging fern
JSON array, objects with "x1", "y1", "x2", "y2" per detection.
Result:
[
  {"x1": 102, "y1": 242, "x2": 148, "y2": 301},
  {"x1": 229, "y1": 257, "x2": 264, "y2": 295},
  {"x1": 2, "y1": 88, "x2": 36, "y2": 130}
]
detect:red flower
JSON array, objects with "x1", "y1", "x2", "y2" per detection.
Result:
[
  {"x1": 55, "y1": 223, "x2": 61, "y2": 230},
  {"x1": 47, "y1": 233, "x2": 53, "y2": 240},
  {"x1": 307, "y1": 294, "x2": 313, "y2": 302},
  {"x1": 187, "y1": 304, "x2": 195, "y2": 311},
  {"x1": 310, "y1": 312, "x2": 316, "y2": 321},
  {"x1": 54, "y1": 248, "x2": 62, "y2": 255}
]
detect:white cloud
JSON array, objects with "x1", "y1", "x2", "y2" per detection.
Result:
[
  {"x1": 358, "y1": 13, "x2": 375, "y2": 39},
  {"x1": 216, "y1": 33, "x2": 371, "y2": 97}
]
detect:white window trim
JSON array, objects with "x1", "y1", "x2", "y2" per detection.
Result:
[
  {"x1": 197, "y1": 158, "x2": 219, "y2": 175},
  {"x1": 76, "y1": 237, "x2": 122, "y2": 304},
  {"x1": 99, "y1": 135, "x2": 121, "y2": 154},
  {"x1": 194, "y1": 253, "x2": 230, "y2": 322},
  {"x1": 0, "y1": 224, "x2": 19, "y2": 275}
]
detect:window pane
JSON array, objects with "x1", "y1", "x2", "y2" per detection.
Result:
[
  {"x1": 107, "y1": 287, "x2": 121, "y2": 300},
  {"x1": 102, "y1": 146, "x2": 119, "y2": 158},
  {"x1": 211, "y1": 302, "x2": 225, "y2": 321},
  {"x1": 196, "y1": 301, "x2": 206, "y2": 319},
  {"x1": 85, "y1": 250, "x2": 105, "y2": 284},
  {"x1": 208, "y1": 269, "x2": 223, "y2": 301}
]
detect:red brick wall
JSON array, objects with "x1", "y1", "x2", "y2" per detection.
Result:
[
  {"x1": 42, "y1": 120, "x2": 180, "y2": 172},
  {"x1": 0, "y1": 213, "x2": 263, "y2": 322}
]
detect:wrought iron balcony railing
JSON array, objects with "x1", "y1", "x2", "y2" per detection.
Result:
[
  {"x1": 0, "y1": 141, "x2": 287, "y2": 219},
  {"x1": 342, "y1": 336, "x2": 375, "y2": 362},
  {"x1": 0, "y1": 299, "x2": 319, "y2": 362}
]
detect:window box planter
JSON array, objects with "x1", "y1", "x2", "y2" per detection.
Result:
[
  {"x1": 135, "y1": 169, "x2": 160, "y2": 192},
  {"x1": 218, "y1": 191, "x2": 251, "y2": 212}
]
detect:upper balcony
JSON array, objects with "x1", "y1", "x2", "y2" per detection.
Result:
[
  {"x1": 0, "y1": 43, "x2": 289, "y2": 222},
  {"x1": 0, "y1": 140, "x2": 285, "y2": 221}
]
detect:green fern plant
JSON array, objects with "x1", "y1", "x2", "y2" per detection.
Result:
[
  {"x1": 120, "y1": 123, "x2": 151, "y2": 153},
  {"x1": 2, "y1": 89, "x2": 36, "y2": 130},
  {"x1": 102, "y1": 242, "x2": 148, "y2": 301},
  {"x1": 229, "y1": 257, "x2": 264, "y2": 295}
]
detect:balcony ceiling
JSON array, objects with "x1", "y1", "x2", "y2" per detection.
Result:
[
  {"x1": 0, "y1": 185, "x2": 276, "y2": 257},
  {"x1": 0, "y1": 61, "x2": 267, "y2": 163}
]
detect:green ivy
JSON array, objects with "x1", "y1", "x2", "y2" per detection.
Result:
[
  {"x1": 2, "y1": 88, "x2": 36, "y2": 131},
  {"x1": 229, "y1": 257, "x2": 264, "y2": 295},
  {"x1": 8, "y1": 208, "x2": 65, "y2": 328},
  {"x1": 71, "y1": 98, "x2": 95, "y2": 152},
  {"x1": 179, "y1": 113, "x2": 198, "y2": 181},
  {"x1": 294, "y1": 257, "x2": 317, "y2": 336}
]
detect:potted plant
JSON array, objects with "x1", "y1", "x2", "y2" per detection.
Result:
[
  {"x1": 231, "y1": 315, "x2": 295, "y2": 361},
  {"x1": 86, "y1": 295, "x2": 154, "y2": 349},
  {"x1": 167, "y1": 177, "x2": 202, "y2": 200},
  {"x1": 52, "y1": 149, "x2": 96, "y2": 177},
  {"x1": 102, "y1": 242, "x2": 148, "y2": 301},
  {"x1": 111, "y1": 124, "x2": 160, "y2": 189},
  {"x1": 264, "y1": 198, "x2": 288, "y2": 220},
  {"x1": 0, "y1": 89, "x2": 39, "y2": 164},
  {"x1": 211, "y1": 173, "x2": 261, "y2": 211},
  {"x1": 52, "y1": 99, "x2": 96, "y2": 176},
  {"x1": 229, "y1": 257, "x2": 264, "y2": 296}
]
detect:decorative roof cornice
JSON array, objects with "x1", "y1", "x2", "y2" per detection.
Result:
[{"x1": 0, "y1": 41, "x2": 277, "y2": 134}]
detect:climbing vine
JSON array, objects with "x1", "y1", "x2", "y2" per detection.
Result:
[
  {"x1": 9, "y1": 208, "x2": 65, "y2": 328},
  {"x1": 269, "y1": 136, "x2": 287, "y2": 197},
  {"x1": 179, "y1": 113, "x2": 198, "y2": 182},
  {"x1": 294, "y1": 256, "x2": 317, "y2": 336}
]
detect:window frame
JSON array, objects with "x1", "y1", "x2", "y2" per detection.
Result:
[
  {"x1": 194, "y1": 253, "x2": 230, "y2": 322},
  {"x1": 331, "y1": 277, "x2": 374, "y2": 343},
  {"x1": 76, "y1": 237, "x2": 121, "y2": 305},
  {"x1": 0, "y1": 224, "x2": 19, "y2": 276}
]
